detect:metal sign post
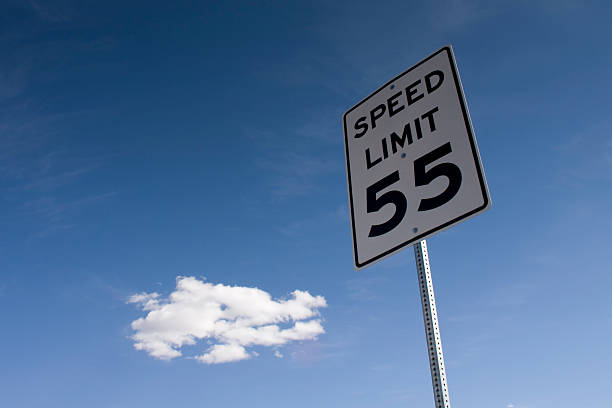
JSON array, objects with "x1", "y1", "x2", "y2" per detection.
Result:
[{"x1": 414, "y1": 240, "x2": 450, "y2": 408}]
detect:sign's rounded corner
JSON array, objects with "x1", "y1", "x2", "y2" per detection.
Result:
[
  {"x1": 482, "y1": 194, "x2": 492, "y2": 211},
  {"x1": 473, "y1": 193, "x2": 492, "y2": 216},
  {"x1": 342, "y1": 109, "x2": 350, "y2": 124},
  {"x1": 354, "y1": 259, "x2": 368, "y2": 270}
]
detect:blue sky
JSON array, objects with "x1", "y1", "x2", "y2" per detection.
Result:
[{"x1": 1, "y1": 1, "x2": 611, "y2": 407}]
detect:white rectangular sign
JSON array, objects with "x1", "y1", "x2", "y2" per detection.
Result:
[{"x1": 343, "y1": 46, "x2": 490, "y2": 269}]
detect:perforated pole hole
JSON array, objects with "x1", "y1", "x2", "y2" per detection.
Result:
[{"x1": 413, "y1": 240, "x2": 451, "y2": 408}]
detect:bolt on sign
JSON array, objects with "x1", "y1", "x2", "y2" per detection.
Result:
[{"x1": 343, "y1": 46, "x2": 491, "y2": 269}]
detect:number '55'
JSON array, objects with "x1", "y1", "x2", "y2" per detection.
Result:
[{"x1": 367, "y1": 142, "x2": 462, "y2": 238}]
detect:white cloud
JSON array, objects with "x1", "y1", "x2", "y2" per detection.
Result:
[
  {"x1": 128, "y1": 277, "x2": 327, "y2": 364},
  {"x1": 196, "y1": 344, "x2": 251, "y2": 364},
  {"x1": 128, "y1": 292, "x2": 160, "y2": 311},
  {"x1": 274, "y1": 350, "x2": 283, "y2": 358}
]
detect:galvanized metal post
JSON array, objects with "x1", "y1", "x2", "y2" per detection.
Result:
[{"x1": 413, "y1": 240, "x2": 451, "y2": 408}]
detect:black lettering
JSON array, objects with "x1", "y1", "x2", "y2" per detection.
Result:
[
  {"x1": 366, "y1": 148, "x2": 382, "y2": 169},
  {"x1": 415, "y1": 142, "x2": 461, "y2": 211},
  {"x1": 382, "y1": 137, "x2": 389, "y2": 159},
  {"x1": 421, "y1": 107, "x2": 439, "y2": 132},
  {"x1": 425, "y1": 70, "x2": 444, "y2": 93},
  {"x1": 370, "y1": 104, "x2": 386, "y2": 130},
  {"x1": 387, "y1": 91, "x2": 405, "y2": 117},
  {"x1": 366, "y1": 171, "x2": 407, "y2": 237},
  {"x1": 414, "y1": 117, "x2": 423, "y2": 140},
  {"x1": 406, "y1": 79, "x2": 424, "y2": 106},
  {"x1": 390, "y1": 122, "x2": 413, "y2": 154},
  {"x1": 354, "y1": 116, "x2": 368, "y2": 138}
]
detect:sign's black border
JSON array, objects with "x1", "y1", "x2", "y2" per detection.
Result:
[{"x1": 343, "y1": 45, "x2": 490, "y2": 269}]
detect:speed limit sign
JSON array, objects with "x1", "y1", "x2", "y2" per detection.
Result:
[{"x1": 343, "y1": 46, "x2": 491, "y2": 269}]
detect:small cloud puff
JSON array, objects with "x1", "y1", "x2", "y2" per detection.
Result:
[{"x1": 128, "y1": 277, "x2": 327, "y2": 364}]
